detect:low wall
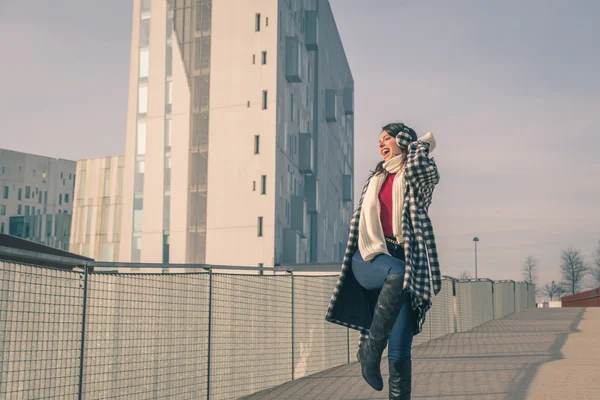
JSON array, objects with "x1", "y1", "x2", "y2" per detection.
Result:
[{"x1": 0, "y1": 260, "x2": 536, "y2": 400}]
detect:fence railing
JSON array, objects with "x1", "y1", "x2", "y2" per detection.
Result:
[{"x1": 1, "y1": 254, "x2": 536, "y2": 400}]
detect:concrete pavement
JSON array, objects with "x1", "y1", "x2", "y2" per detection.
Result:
[{"x1": 242, "y1": 308, "x2": 597, "y2": 400}]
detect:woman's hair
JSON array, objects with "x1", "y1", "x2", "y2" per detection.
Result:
[{"x1": 372, "y1": 122, "x2": 417, "y2": 175}]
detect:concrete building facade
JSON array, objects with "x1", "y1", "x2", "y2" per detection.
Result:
[
  {"x1": 0, "y1": 149, "x2": 76, "y2": 251},
  {"x1": 70, "y1": 156, "x2": 125, "y2": 261},
  {"x1": 120, "y1": 0, "x2": 354, "y2": 266}
]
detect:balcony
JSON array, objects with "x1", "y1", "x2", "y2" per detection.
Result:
[
  {"x1": 282, "y1": 228, "x2": 300, "y2": 264},
  {"x1": 304, "y1": 11, "x2": 318, "y2": 51},
  {"x1": 304, "y1": 175, "x2": 319, "y2": 213},
  {"x1": 325, "y1": 89, "x2": 337, "y2": 122},
  {"x1": 290, "y1": 195, "x2": 307, "y2": 237},
  {"x1": 298, "y1": 133, "x2": 314, "y2": 174},
  {"x1": 342, "y1": 174, "x2": 352, "y2": 203},
  {"x1": 285, "y1": 36, "x2": 302, "y2": 83},
  {"x1": 343, "y1": 87, "x2": 354, "y2": 115}
]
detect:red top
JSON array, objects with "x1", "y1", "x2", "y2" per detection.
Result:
[{"x1": 379, "y1": 173, "x2": 395, "y2": 237}]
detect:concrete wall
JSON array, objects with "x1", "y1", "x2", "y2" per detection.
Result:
[{"x1": 205, "y1": 0, "x2": 279, "y2": 267}]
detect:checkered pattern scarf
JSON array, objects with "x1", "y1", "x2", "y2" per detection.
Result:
[{"x1": 325, "y1": 131, "x2": 441, "y2": 345}]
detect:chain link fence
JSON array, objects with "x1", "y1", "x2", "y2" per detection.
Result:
[{"x1": 1, "y1": 254, "x2": 536, "y2": 400}]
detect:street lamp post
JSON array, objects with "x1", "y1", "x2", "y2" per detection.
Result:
[{"x1": 473, "y1": 237, "x2": 479, "y2": 279}]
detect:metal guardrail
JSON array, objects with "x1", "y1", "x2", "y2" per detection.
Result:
[{"x1": 0, "y1": 250, "x2": 536, "y2": 400}]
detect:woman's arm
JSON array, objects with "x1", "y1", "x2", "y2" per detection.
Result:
[{"x1": 399, "y1": 132, "x2": 440, "y2": 193}]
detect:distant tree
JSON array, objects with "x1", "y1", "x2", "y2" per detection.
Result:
[
  {"x1": 523, "y1": 256, "x2": 538, "y2": 289},
  {"x1": 593, "y1": 240, "x2": 600, "y2": 286},
  {"x1": 555, "y1": 284, "x2": 567, "y2": 299},
  {"x1": 543, "y1": 280, "x2": 563, "y2": 301},
  {"x1": 458, "y1": 270, "x2": 473, "y2": 279},
  {"x1": 560, "y1": 247, "x2": 589, "y2": 295}
]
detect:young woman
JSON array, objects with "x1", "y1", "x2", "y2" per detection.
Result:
[{"x1": 325, "y1": 122, "x2": 441, "y2": 400}]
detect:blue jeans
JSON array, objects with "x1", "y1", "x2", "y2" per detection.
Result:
[{"x1": 352, "y1": 243, "x2": 415, "y2": 361}]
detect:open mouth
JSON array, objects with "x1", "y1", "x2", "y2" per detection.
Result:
[{"x1": 381, "y1": 148, "x2": 391, "y2": 157}]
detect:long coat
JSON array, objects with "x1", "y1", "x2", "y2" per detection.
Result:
[{"x1": 325, "y1": 133, "x2": 441, "y2": 340}]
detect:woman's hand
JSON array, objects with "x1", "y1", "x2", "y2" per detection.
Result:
[{"x1": 419, "y1": 132, "x2": 436, "y2": 153}]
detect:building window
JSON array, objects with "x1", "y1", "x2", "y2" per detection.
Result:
[
  {"x1": 253, "y1": 181, "x2": 256, "y2": 191},
  {"x1": 166, "y1": 77, "x2": 173, "y2": 106},
  {"x1": 137, "y1": 120, "x2": 147, "y2": 155},
  {"x1": 1, "y1": 166, "x2": 4, "y2": 174},
  {"x1": 0, "y1": 222, "x2": 4, "y2": 234},
  {"x1": 266, "y1": 17, "x2": 269, "y2": 27},
  {"x1": 257, "y1": 216, "x2": 263, "y2": 237},
  {"x1": 261, "y1": 51, "x2": 267, "y2": 65},
  {"x1": 252, "y1": 54, "x2": 256, "y2": 64},
  {"x1": 138, "y1": 83, "x2": 148, "y2": 114},
  {"x1": 261, "y1": 175, "x2": 267, "y2": 195},
  {"x1": 2, "y1": 186, "x2": 8, "y2": 199},
  {"x1": 65, "y1": 193, "x2": 70, "y2": 204},
  {"x1": 17, "y1": 205, "x2": 21, "y2": 215},
  {"x1": 18, "y1": 188, "x2": 22, "y2": 200},
  {"x1": 59, "y1": 194, "x2": 62, "y2": 205},
  {"x1": 139, "y1": 48, "x2": 150, "y2": 78},
  {"x1": 25, "y1": 186, "x2": 30, "y2": 199},
  {"x1": 140, "y1": 19, "x2": 150, "y2": 47},
  {"x1": 165, "y1": 121, "x2": 173, "y2": 156},
  {"x1": 166, "y1": 44, "x2": 172, "y2": 75},
  {"x1": 141, "y1": 0, "x2": 151, "y2": 12},
  {"x1": 163, "y1": 233, "x2": 170, "y2": 264},
  {"x1": 254, "y1": 135, "x2": 260, "y2": 154},
  {"x1": 262, "y1": 90, "x2": 268, "y2": 110},
  {"x1": 255, "y1": 13, "x2": 261, "y2": 32},
  {"x1": 25, "y1": 205, "x2": 30, "y2": 216},
  {"x1": 290, "y1": 94, "x2": 294, "y2": 122},
  {"x1": 0, "y1": 205, "x2": 5, "y2": 216}
]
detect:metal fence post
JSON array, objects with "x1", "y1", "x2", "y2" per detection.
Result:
[
  {"x1": 347, "y1": 329, "x2": 350, "y2": 364},
  {"x1": 207, "y1": 270, "x2": 213, "y2": 400},
  {"x1": 291, "y1": 273, "x2": 295, "y2": 381},
  {"x1": 491, "y1": 282, "x2": 495, "y2": 320},
  {"x1": 452, "y1": 280, "x2": 458, "y2": 333},
  {"x1": 78, "y1": 263, "x2": 89, "y2": 400}
]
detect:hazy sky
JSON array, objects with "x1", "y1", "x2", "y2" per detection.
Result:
[{"x1": 1, "y1": 1, "x2": 598, "y2": 292}]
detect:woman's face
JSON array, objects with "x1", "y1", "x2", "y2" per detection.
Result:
[{"x1": 379, "y1": 130, "x2": 402, "y2": 161}]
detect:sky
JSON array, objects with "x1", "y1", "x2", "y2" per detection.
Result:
[{"x1": 0, "y1": 0, "x2": 598, "y2": 294}]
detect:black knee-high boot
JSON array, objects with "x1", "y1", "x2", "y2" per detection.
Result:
[
  {"x1": 357, "y1": 273, "x2": 405, "y2": 391},
  {"x1": 388, "y1": 359, "x2": 411, "y2": 400}
]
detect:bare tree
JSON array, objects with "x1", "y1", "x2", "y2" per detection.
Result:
[
  {"x1": 543, "y1": 280, "x2": 564, "y2": 301},
  {"x1": 523, "y1": 256, "x2": 538, "y2": 287},
  {"x1": 555, "y1": 284, "x2": 567, "y2": 299},
  {"x1": 458, "y1": 270, "x2": 473, "y2": 279},
  {"x1": 593, "y1": 240, "x2": 600, "y2": 286},
  {"x1": 560, "y1": 247, "x2": 589, "y2": 295}
]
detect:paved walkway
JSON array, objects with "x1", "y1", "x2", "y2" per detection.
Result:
[{"x1": 243, "y1": 308, "x2": 599, "y2": 400}]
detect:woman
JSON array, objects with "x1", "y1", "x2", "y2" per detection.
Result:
[{"x1": 325, "y1": 122, "x2": 441, "y2": 400}]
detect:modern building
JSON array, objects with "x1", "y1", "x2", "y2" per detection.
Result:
[
  {"x1": 0, "y1": 149, "x2": 76, "y2": 251},
  {"x1": 70, "y1": 156, "x2": 124, "y2": 261},
  {"x1": 120, "y1": 0, "x2": 354, "y2": 266}
]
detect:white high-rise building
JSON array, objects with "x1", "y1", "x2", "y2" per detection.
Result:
[
  {"x1": 70, "y1": 156, "x2": 125, "y2": 262},
  {"x1": 0, "y1": 149, "x2": 76, "y2": 250},
  {"x1": 120, "y1": 0, "x2": 354, "y2": 266}
]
